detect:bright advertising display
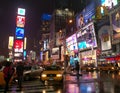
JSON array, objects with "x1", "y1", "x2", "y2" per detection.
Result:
[
  {"x1": 16, "y1": 16, "x2": 25, "y2": 27},
  {"x1": 76, "y1": 1, "x2": 96, "y2": 29},
  {"x1": 111, "y1": 8, "x2": 120, "y2": 42},
  {"x1": 98, "y1": 25, "x2": 111, "y2": 51},
  {"x1": 52, "y1": 47, "x2": 59, "y2": 60},
  {"x1": 18, "y1": 8, "x2": 26, "y2": 15},
  {"x1": 14, "y1": 40, "x2": 23, "y2": 52},
  {"x1": 16, "y1": 27, "x2": 24, "y2": 39},
  {"x1": 77, "y1": 22, "x2": 97, "y2": 51},
  {"x1": 66, "y1": 34, "x2": 78, "y2": 52},
  {"x1": 101, "y1": 0, "x2": 117, "y2": 9},
  {"x1": 8, "y1": 36, "x2": 14, "y2": 49}
]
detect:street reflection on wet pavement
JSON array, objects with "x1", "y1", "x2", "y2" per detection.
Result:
[{"x1": 64, "y1": 71, "x2": 120, "y2": 93}]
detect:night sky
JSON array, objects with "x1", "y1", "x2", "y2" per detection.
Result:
[
  {"x1": 0, "y1": 0, "x2": 85, "y2": 56},
  {"x1": 0, "y1": 0, "x2": 55, "y2": 56}
]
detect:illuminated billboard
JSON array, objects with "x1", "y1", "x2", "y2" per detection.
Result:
[
  {"x1": 18, "y1": 8, "x2": 25, "y2": 15},
  {"x1": 8, "y1": 36, "x2": 14, "y2": 49},
  {"x1": 77, "y1": 22, "x2": 97, "y2": 51},
  {"x1": 24, "y1": 37, "x2": 27, "y2": 49},
  {"x1": 14, "y1": 40, "x2": 23, "y2": 52},
  {"x1": 101, "y1": 0, "x2": 117, "y2": 9},
  {"x1": 16, "y1": 16, "x2": 25, "y2": 27},
  {"x1": 76, "y1": 1, "x2": 96, "y2": 29},
  {"x1": 66, "y1": 34, "x2": 78, "y2": 52},
  {"x1": 16, "y1": 27, "x2": 24, "y2": 39},
  {"x1": 52, "y1": 47, "x2": 59, "y2": 60},
  {"x1": 110, "y1": 6, "x2": 120, "y2": 43}
]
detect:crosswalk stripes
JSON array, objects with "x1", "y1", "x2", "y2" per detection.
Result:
[{"x1": 0, "y1": 80, "x2": 61, "y2": 93}]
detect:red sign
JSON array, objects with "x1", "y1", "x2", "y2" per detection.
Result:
[{"x1": 16, "y1": 16, "x2": 25, "y2": 27}]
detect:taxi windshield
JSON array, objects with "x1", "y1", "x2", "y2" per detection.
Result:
[{"x1": 45, "y1": 66, "x2": 61, "y2": 70}]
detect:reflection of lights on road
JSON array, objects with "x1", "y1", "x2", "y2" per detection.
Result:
[
  {"x1": 68, "y1": 84, "x2": 79, "y2": 93},
  {"x1": 57, "y1": 90, "x2": 62, "y2": 93},
  {"x1": 87, "y1": 86, "x2": 92, "y2": 92},
  {"x1": 42, "y1": 90, "x2": 46, "y2": 93}
]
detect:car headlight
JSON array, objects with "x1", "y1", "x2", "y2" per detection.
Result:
[
  {"x1": 111, "y1": 67, "x2": 114, "y2": 69},
  {"x1": 42, "y1": 74, "x2": 47, "y2": 77},
  {"x1": 56, "y1": 74, "x2": 62, "y2": 77}
]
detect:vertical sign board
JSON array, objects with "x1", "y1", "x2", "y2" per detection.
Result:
[{"x1": 14, "y1": 8, "x2": 26, "y2": 62}]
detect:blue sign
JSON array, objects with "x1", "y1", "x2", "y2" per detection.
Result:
[{"x1": 16, "y1": 27, "x2": 24, "y2": 39}]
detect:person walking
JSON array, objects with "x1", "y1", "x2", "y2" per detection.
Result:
[
  {"x1": 3, "y1": 61, "x2": 15, "y2": 93},
  {"x1": 16, "y1": 62, "x2": 24, "y2": 90}
]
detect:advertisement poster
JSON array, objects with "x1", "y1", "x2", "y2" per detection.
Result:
[
  {"x1": 111, "y1": 8, "x2": 120, "y2": 40},
  {"x1": 77, "y1": 22, "x2": 97, "y2": 51},
  {"x1": 98, "y1": 25, "x2": 111, "y2": 50},
  {"x1": 16, "y1": 27, "x2": 24, "y2": 39},
  {"x1": 66, "y1": 34, "x2": 78, "y2": 53},
  {"x1": 14, "y1": 40, "x2": 23, "y2": 52},
  {"x1": 76, "y1": 1, "x2": 96, "y2": 29},
  {"x1": 52, "y1": 47, "x2": 59, "y2": 60},
  {"x1": 16, "y1": 16, "x2": 25, "y2": 27}
]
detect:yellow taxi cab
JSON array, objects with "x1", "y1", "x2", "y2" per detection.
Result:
[
  {"x1": 97, "y1": 63, "x2": 118, "y2": 72},
  {"x1": 0, "y1": 71, "x2": 5, "y2": 86},
  {"x1": 0, "y1": 71, "x2": 15, "y2": 87},
  {"x1": 40, "y1": 65, "x2": 64, "y2": 82},
  {"x1": 81, "y1": 64, "x2": 97, "y2": 72}
]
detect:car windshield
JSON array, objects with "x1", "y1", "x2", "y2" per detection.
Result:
[{"x1": 45, "y1": 66, "x2": 61, "y2": 70}]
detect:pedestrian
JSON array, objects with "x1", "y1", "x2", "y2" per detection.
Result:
[
  {"x1": 3, "y1": 61, "x2": 15, "y2": 93},
  {"x1": 75, "y1": 61, "x2": 79, "y2": 75},
  {"x1": 16, "y1": 61, "x2": 24, "y2": 90}
]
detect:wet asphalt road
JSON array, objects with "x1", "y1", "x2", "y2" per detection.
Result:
[
  {"x1": 0, "y1": 71, "x2": 120, "y2": 93},
  {"x1": 64, "y1": 71, "x2": 120, "y2": 93}
]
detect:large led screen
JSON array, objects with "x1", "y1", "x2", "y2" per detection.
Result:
[
  {"x1": 14, "y1": 40, "x2": 23, "y2": 52},
  {"x1": 16, "y1": 16, "x2": 25, "y2": 27},
  {"x1": 77, "y1": 22, "x2": 97, "y2": 51},
  {"x1": 16, "y1": 27, "x2": 24, "y2": 39},
  {"x1": 66, "y1": 34, "x2": 78, "y2": 52}
]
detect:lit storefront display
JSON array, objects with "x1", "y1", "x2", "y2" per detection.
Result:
[{"x1": 76, "y1": 22, "x2": 97, "y2": 66}]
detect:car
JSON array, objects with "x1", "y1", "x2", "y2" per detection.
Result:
[
  {"x1": 97, "y1": 63, "x2": 119, "y2": 72},
  {"x1": 81, "y1": 64, "x2": 97, "y2": 72},
  {"x1": 40, "y1": 65, "x2": 64, "y2": 82},
  {"x1": 23, "y1": 65, "x2": 43, "y2": 81}
]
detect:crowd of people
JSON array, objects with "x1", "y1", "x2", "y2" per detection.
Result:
[{"x1": 2, "y1": 60, "x2": 24, "y2": 93}]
